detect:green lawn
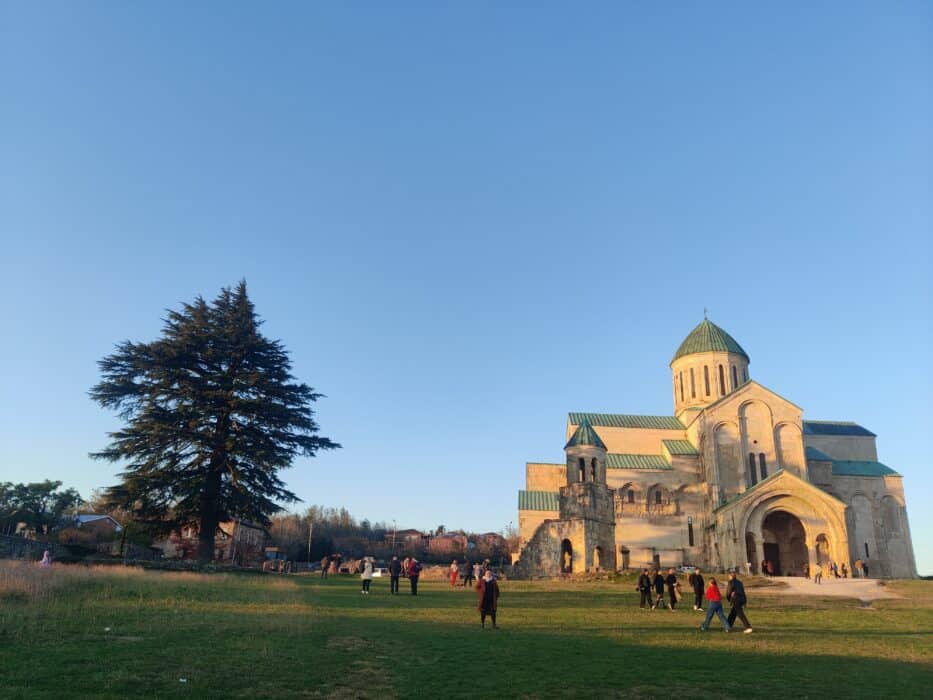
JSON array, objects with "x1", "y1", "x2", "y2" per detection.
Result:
[{"x1": 1, "y1": 565, "x2": 931, "y2": 698}]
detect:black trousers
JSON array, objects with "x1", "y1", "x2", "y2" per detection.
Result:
[
  {"x1": 480, "y1": 610, "x2": 497, "y2": 626},
  {"x1": 694, "y1": 589, "x2": 703, "y2": 608},
  {"x1": 727, "y1": 603, "x2": 751, "y2": 628},
  {"x1": 652, "y1": 592, "x2": 666, "y2": 608},
  {"x1": 410, "y1": 576, "x2": 419, "y2": 595},
  {"x1": 320, "y1": 568, "x2": 327, "y2": 579},
  {"x1": 390, "y1": 576, "x2": 399, "y2": 594},
  {"x1": 668, "y1": 590, "x2": 677, "y2": 609},
  {"x1": 362, "y1": 579, "x2": 371, "y2": 592},
  {"x1": 639, "y1": 589, "x2": 652, "y2": 607}
]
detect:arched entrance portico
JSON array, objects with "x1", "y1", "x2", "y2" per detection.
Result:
[{"x1": 761, "y1": 511, "x2": 808, "y2": 576}]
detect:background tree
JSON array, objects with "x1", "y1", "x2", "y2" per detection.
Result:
[
  {"x1": 90, "y1": 282, "x2": 339, "y2": 562},
  {"x1": 0, "y1": 480, "x2": 82, "y2": 535}
]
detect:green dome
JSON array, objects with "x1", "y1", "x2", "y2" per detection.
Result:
[
  {"x1": 671, "y1": 319, "x2": 749, "y2": 364},
  {"x1": 564, "y1": 417, "x2": 607, "y2": 450}
]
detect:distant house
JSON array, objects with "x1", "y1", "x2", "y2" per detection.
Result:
[
  {"x1": 386, "y1": 528, "x2": 427, "y2": 546},
  {"x1": 72, "y1": 514, "x2": 123, "y2": 538},
  {"x1": 427, "y1": 532, "x2": 469, "y2": 556},
  {"x1": 475, "y1": 532, "x2": 508, "y2": 550},
  {"x1": 155, "y1": 520, "x2": 268, "y2": 566}
]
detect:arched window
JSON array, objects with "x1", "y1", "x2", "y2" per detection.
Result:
[
  {"x1": 654, "y1": 490, "x2": 662, "y2": 505},
  {"x1": 718, "y1": 365, "x2": 726, "y2": 395},
  {"x1": 703, "y1": 366, "x2": 711, "y2": 396},
  {"x1": 578, "y1": 457, "x2": 585, "y2": 482},
  {"x1": 758, "y1": 453, "x2": 767, "y2": 480},
  {"x1": 688, "y1": 522, "x2": 695, "y2": 547},
  {"x1": 748, "y1": 452, "x2": 757, "y2": 486},
  {"x1": 591, "y1": 458, "x2": 598, "y2": 482},
  {"x1": 627, "y1": 489, "x2": 635, "y2": 504},
  {"x1": 690, "y1": 368, "x2": 696, "y2": 398},
  {"x1": 743, "y1": 367, "x2": 748, "y2": 382},
  {"x1": 731, "y1": 364, "x2": 738, "y2": 389},
  {"x1": 679, "y1": 372, "x2": 684, "y2": 402}
]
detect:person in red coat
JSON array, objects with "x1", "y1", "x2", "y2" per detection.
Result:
[
  {"x1": 699, "y1": 577, "x2": 732, "y2": 632},
  {"x1": 476, "y1": 570, "x2": 500, "y2": 628}
]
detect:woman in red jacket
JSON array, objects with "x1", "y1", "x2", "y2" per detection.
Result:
[{"x1": 699, "y1": 577, "x2": 732, "y2": 632}]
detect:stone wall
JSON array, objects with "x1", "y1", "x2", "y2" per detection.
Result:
[{"x1": 0, "y1": 535, "x2": 68, "y2": 561}]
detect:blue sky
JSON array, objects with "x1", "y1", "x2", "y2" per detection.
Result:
[{"x1": 1, "y1": 3, "x2": 930, "y2": 573}]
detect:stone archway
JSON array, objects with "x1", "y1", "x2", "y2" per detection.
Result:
[
  {"x1": 762, "y1": 511, "x2": 808, "y2": 576},
  {"x1": 593, "y1": 546, "x2": 602, "y2": 572},
  {"x1": 745, "y1": 532, "x2": 758, "y2": 574},
  {"x1": 560, "y1": 539, "x2": 573, "y2": 573}
]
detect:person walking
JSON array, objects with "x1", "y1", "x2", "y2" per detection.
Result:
[
  {"x1": 725, "y1": 571, "x2": 753, "y2": 633},
  {"x1": 765, "y1": 560, "x2": 774, "y2": 577},
  {"x1": 699, "y1": 577, "x2": 731, "y2": 632},
  {"x1": 388, "y1": 555, "x2": 402, "y2": 594},
  {"x1": 402, "y1": 556, "x2": 411, "y2": 578},
  {"x1": 449, "y1": 559, "x2": 459, "y2": 587},
  {"x1": 650, "y1": 569, "x2": 668, "y2": 610},
  {"x1": 409, "y1": 558, "x2": 422, "y2": 595},
  {"x1": 637, "y1": 569, "x2": 653, "y2": 608},
  {"x1": 462, "y1": 561, "x2": 475, "y2": 588},
  {"x1": 473, "y1": 561, "x2": 482, "y2": 584},
  {"x1": 831, "y1": 562, "x2": 839, "y2": 579},
  {"x1": 320, "y1": 555, "x2": 330, "y2": 579},
  {"x1": 813, "y1": 562, "x2": 823, "y2": 584},
  {"x1": 840, "y1": 562, "x2": 848, "y2": 578},
  {"x1": 476, "y1": 569, "x2": 500, "y2": 628},
  {"x1": 854, "y1": 558, "x2": 863, "y2": 578},
  {"x1": 665, "y1": 568, "x2": 679, "y2": 611},
  {"x1": 863, "y1": 559, "x2": 870, "y2": 578},
  {"x1": 361, "y1": 558, "x2": 374, "y2": 594},
  {"x1": 691, "y1": 568, "x2": 705, "y2": 611},
  {"x1": 39, "y1": 550, "x2": 52, "y2": 568}
]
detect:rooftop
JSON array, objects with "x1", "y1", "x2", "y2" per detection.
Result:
[
  {"x1": 518, "y1": 490, "x2": 559, "y2": 512},
  {"x1": 672, "y1": 319, "x2": 749, "y2": 363},
  {"x1": 569, "y1": 412, "x2": 685, "y2": 431},
  {"x1": 607, "y1": 454, "x2": 673, "y2": 470},
  {"x1": 803, "y1": 421, "x2": 876, "y2": 437}
]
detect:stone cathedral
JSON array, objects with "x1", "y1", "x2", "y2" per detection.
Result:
[{"x1": 513, "y1": 319, "x2": 917, "y2": 579}]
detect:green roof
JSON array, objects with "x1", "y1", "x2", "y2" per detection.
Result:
[
  {"x1": 606, "y1": 453, "x2": 673, "y2": 470},
  {"x1": 564, "y1": 416, "x2": 607, "y2": 450},
  {"x1": 569, "y1": 412, "x2": 684, "y2": 430},
  {"x1": 805, "y1": 446, "x2": 834, "y2": 461},
  {"x1": 518, "y1": 490, "x2": 560, "y2": 511},
  {"x1": 831, "y1": 461, "x2": 898, "y2": 477},
  {"x1": 663, "y1": 439, "x2": 698, "y2": 455},
  {"x1": 803, "y1": 421, "x2": 876, "y2": 437},
  {"x1": 672, "y1": 319, "x2": 749, "y2": 363}
]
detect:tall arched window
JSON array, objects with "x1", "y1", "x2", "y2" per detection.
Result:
[
  {"x1": 591, "y1": 458, "x2": 598, "y2": 482},
  {"x1": 654, "y1": 490, "x2": 662, "y2": 505},
  {"x1": 731, "y1": 364, "x2": 738, "y2": 389},
  {"x1": 743, "y1": 367, "x2": 748, "y2": 382},
  {"x1": 703, "y1": 366, "x2": 711, "y2": 396},
  {"x1": 718, "y1": 365, "x2": 726, "y2": 395},
  {"x1": 748, "y1": 452, "x2": 758, "y2": 486},
  {"x1": 758, "y1": 453, "x2": 767, "y2": 480},
  {"x1": 627, "y1": 489, "x2": 635, "y2": 504},
  {"x1": 690, "y1": 368, "x2": 696, "y2": 398},
  {"x1": 578, "y1": 457, "x2": 585, "y2": 482},
  {"x1": 679, "y1": 372, "x2": 684, "y2": 402}
]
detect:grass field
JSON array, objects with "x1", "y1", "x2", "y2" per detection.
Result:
[{"x1": 1, "y1": 563, "x2": 931, "y2": 699}]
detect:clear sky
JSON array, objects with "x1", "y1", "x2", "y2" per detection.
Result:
[{"x1": 1, "y1": 3, "x2": 930, "y2": 573}]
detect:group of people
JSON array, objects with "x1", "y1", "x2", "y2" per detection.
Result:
[
  {"x1": 448, "y1": 559, "x2": 488, "y2": 588},
  {"x1": 806, "y1": 558, "x2": 869, "y2": 583},
  {"x1": 636, "y1": 567, "x2": 753, "y2": 633}
]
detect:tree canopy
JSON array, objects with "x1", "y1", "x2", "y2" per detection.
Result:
[
  {"x1": 0, "y1": 480, "x2": 83, "y2": 535},
  {"x1": 90, "y1": 281, "x2": 339, "y2": 562}
]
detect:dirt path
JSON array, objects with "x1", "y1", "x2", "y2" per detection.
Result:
[{"x1": 760, "y1": 576, "x2": 900, "y2": 601}]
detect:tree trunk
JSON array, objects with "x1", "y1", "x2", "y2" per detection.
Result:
[{"x1": 197, "y1": 469, "x2": 222, "y2": 563}]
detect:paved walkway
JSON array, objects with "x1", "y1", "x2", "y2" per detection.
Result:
[{"x1": 762, "y1": 576, "x2": 899, "y2": 601}]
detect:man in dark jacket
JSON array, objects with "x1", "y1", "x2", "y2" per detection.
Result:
[
  {"x1": 388, "y1": 555, "x2": 402, "y2": 594},
  {"x1": 651, "y1": 569, "x2": 668, "y2": 610},
  {"x1": 725, "y1": 571, "x2": 753, "y2": 633},
  {"x1": 637, "y1": 569, "x2": 652, "y2": 608},
  {"x1": 665, "y1": 568, "x2": 679, "y2": 610},
  {"x1": 691, "y1": 568, "x2": 705, "y2": 611}
]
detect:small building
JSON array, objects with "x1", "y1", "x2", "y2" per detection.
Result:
[
  {"x1": 427, "y1": 532, "x2": 469, "y2": 556},
  {"x1": 155, "y1": 519, "x2": 268, "y2": 566}
]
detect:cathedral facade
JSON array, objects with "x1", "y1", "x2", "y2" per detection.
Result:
[{"x1": 514, "y1": 319, "x2": 917, "y2": 579}]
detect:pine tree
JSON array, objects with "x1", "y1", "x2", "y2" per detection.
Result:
[{"x1": 90, "y1": 281, "x2": 339, "y2": 562}]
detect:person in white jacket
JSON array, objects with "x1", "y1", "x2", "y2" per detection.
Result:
[{"x1": 361, "y1": 558, "x2": 374, "y2": 594}]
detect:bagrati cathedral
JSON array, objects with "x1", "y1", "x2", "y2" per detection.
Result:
[{"x1": 513, "y1": 318, "x2": 917, "y2": 579}]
